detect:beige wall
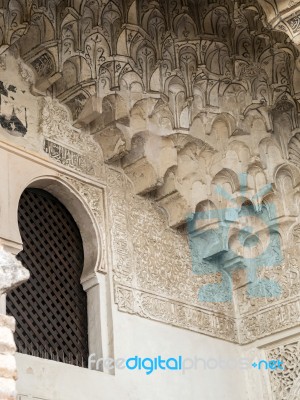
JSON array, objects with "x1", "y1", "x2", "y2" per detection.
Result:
[
  {"x1": 16, "y1": 312, "x2": 248, "y2": 400},
  {"x1": 0, "y1": 53, "x2": 249, "y2": 400},
  {"x1": 0, "y1": 95, "x2": 248, "y2": 400}
]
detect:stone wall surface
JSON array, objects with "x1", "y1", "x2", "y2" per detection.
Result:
[
  {"x1": 0, "y1": 1, "x2": 300, "y2": 399},
  {"x1": 0, "y1": 248, "x2": 29, "y2": 400},
  {"x1": 0, "y1": 315, "x2": 17, "y2": 400}
]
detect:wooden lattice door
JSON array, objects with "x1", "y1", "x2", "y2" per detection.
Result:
[{"x1": 6, "y1": 188, "x2": 89, "y2": 367}]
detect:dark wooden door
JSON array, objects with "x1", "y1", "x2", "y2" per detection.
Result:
[{"x1": 6, "y1": 188, "x2": 89, "y2": 367}]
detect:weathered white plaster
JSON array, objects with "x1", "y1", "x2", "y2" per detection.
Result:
[{"x1": 0, "y1": 248, "x2": 29, "y2": 296}]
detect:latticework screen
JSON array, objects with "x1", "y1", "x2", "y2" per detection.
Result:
[{"x1": 6, "y1": 188, "x2": 89, "y2": 367}]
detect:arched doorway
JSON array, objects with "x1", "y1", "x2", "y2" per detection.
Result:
[{"x1": 6, "y1": 188, "x2": 89, "y2": 367}]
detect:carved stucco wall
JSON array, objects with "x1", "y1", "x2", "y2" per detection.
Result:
[
  {"x1": 107, "y1": 163, "x2": 300, "y2": 346},
  {"x1": 243, "y1": 336, "x2": 300, "y2": 400},
  {"x1": 1, "y1": 1, "x2": 300, "y2": 399},
  {"x1": 266, "y1": 339, "x2": 300, "y2": 400},
  {"x1": 0, "y1": 0, "x2": 300, "y2": 228},
  {"x1": 4, "y1": 43, "x2": 300, "y2": 350},
  {"x1": 258, "y1": 0, "x2": 300, "y2": 44},
  {"x1": 108, "y1": 167, "x2": 237, "y2": 341}
]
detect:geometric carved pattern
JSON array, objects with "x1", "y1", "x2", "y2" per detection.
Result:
[
  {"x1": 6, "y1": 188, "x2": 89, "y2": 367},
  {"x1": 108, "y1": 166, "x2": 300, "y2": 344},
  {"x1": 63, "y1": 174, "x2": 107, "y2": 273},
  {"x1": 108, "y1": 168, "x2": 237, "y2": 342},
  {"x1": 267, "y1": 340, "x2": 300, "y2": 400},
  {"x1": 40, "y1": 97, "x2": 104, "y2": 178}
]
